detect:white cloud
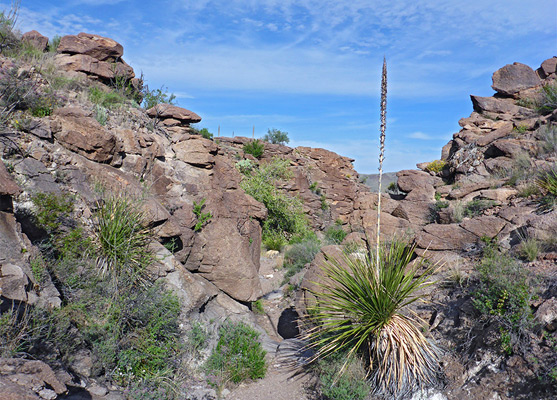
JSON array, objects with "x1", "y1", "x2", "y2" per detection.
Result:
[{"x1": 408, "y1": 132, "x2": 434, "y2": 140}]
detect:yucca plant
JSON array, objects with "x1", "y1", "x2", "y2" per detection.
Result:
[
  {"x1": 305, "y1": 58, "x2": 441, "y2": 398},
  {"x1": 306, "y1": 240, "x2": 440, "y2": 398},
  {"x1": 93, "y1": 195, "x2": 154, "y2": 284},
  {"x1": 536, "y1": 167, "x2": 557, "y2": 212}
]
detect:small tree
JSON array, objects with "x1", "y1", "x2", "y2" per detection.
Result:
[{"x1": 263, "y1": 128, "x2": 289, "y2": 145}]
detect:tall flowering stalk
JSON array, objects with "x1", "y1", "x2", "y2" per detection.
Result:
[{"x1": 376, "y1": 57, "x2": 387, "y2": 271}]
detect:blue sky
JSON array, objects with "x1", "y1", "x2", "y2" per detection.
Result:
[{"x1": 6, "y1": 0, "x2": 557, "y2": 172}]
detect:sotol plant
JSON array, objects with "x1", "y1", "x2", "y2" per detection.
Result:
[{"x1": 306, "y1": 58, "x2": 441, "y2": 398}]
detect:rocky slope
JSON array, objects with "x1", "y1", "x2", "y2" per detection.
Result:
[{"x1": 1, "y1": 28, "x2": 556, "y2": 400}]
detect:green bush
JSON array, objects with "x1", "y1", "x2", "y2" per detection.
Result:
[
  {"x1": 205, "y1": 321, "x2": 266, "y2": 386},
  {"x1": 240, "y1": 158, "x2": 311, "y2": 243},
  {"x1": 517, "y1": 237, "x2": 541, "y2": 262},
  {"x1": 317, "y1": 352, "x2": 370, "y2": 400},
  {"x1": 31, "y1": 192, "x2": 74, "y2": 233},
  {"x1": 464, "y1": 199, "x2": 496, "y2": 218},
  {"x1": 537, "y1": 81, "x2": 557, "y2": 115},
  {"x1": 93, "y1": 195, "x2": 154, "y2": 282},
  {"x1": 263, "y1": 128, "x2": 289, "y2": 145},
  {"x1": 283, "y1": 237, "x2": 321, "y2": 282},
  {"x1": 243, "y1": 139, "x2": 265, "y2": 158},
  {"x1": 324, "y1": 225, "x2": 346, "y2": 244},
  {"x1": 472, "y1": 245, "x2": 537, "y2": 355},
  {"x1": 262, "y1": 229, "x2": 287, "y2": 251},
  {"x1": 192, "y1": 198, "x2": 212, "y2": 232},
  {"x1": 536, "y1": 167, "x2": 557, "y2": 211},
  {"x1": 306, "y1": 240, "x2": 440, "y2": 398},
  {"x1": 536, "y1": 124, "x2": 557, "y2": 155},
  {"x1": 93, "y1": 104, "x2": 108, "y2": 126},
  {"x1": 141, "y1": 85, "x2": 176, "y2": 109},
  {"x1": 199, "y1": 128, "x2": 213, "y2": 140},
  {"x1": 89, "y1": 86, "x2": 127, "y2": 109},
  {"x1": 0, "y1": 6, "x2": 20, "y2": 54},
  {"x1": 235, "y1": 159, "x2": 255, "y2": 174}
]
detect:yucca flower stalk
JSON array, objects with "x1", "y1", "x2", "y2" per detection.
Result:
[{"x1": 376, "y1": 57, "x2": 388, "y2": 272}]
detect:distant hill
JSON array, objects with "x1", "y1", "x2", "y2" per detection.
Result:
[{"x1": 359, "y1": 172, "x2": 398, "y2": 192}]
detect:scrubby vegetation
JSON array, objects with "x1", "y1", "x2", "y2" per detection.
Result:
[
  {"x1": 243, "y1": 139, "x2": 265, "y2": 158},
  {"x1": 263, "y1": 128, "x2": 289, "y2": 145},
  {"x1": 239, "y1": 157, "x2": 312, "y2": 247},
  {"x1": 205, "y1": 321, "x2": 267, "y2": 392}
]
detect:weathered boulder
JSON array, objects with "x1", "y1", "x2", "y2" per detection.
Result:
[
  {"x1": 396, "y1": 169, "x2": 441, "y2": 193},
  {"x1": 54, "y1": 53, "x2": 134, "y2": 81},
  {"x1": 52, "y1": 107, "x2": 116, "y2": 163},
  {"x1": 416, "y1": 224, "x2": 478, "y2": 251},
  {"x1": 0, "y1": 358, "x2": 67, "y2": 398},
  {"x1": 460, "y1": 216, "x2": 508, "y2": 239},
  {"x1": 476, "y1": 124, "x2": 514, "y2": 147},
  {"x1": 0, "y1": 263, "x2": 30, "y2": 303},
  {"x1": 536, "y1": 298, "x2": 557, "y2": 332},
  {"x1": 491, "y1": 62, "x2": 541, "y2": 96},
  {"x1": 172, "y1": 137, "x2": 217, "y2": 167},
  {"x1": 21, "y1": 30, "x2": 48, "y2": 52},
  {"x1": 57, "y1": 32, "x2": 123, "y2": 61},
  {"x1": 537, "y1": 57, "x2": 557, "y2": 79},
  {"x1": 470, "y1": 95, "x2": 533, "y2": 117},
  {"x1": 147, "y1": 104, "x2": 202, "y2": 124},
  {"x1": 0, "y1": 161, "x2": 21, "y2": 212}
]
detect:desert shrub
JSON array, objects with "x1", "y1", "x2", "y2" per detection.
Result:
[
  {"x1": 306, "y1": 240, "x2": 440, "y2": 398},
  {"x1": 517, "y1": 183, "x2": 540, "y2": 198},
  {"x1": 192, "y1": 198, "x2": 212, "y2": 232},
  {"x1": 205, "y1": 321, "x2": 266, "y2": 387},
  {"x1": 263, "y1": 128, "x2": 289, "y2": 145},
  {"x1": 187, "y1": 321, "x2": 210, "y2": 355},
  {"x1": 503, "y1": 152, "x2": 532, "y2": 186},
  {"x1": 93, "y1": 195, "x2": 154, "y2": 283},
  {"x1": 0, "y1": 4, "x2": 20, "y2": 54},
  {"x1": 240, "y1": 158, "x2": 311, "y2": 242},
  {"x1": 243, "y1": 139, "x2": 265, "y2": 158},
  {"x1": 536, "y1": 166, "x2": 557, "y2": 211},
  {"x1": 428, "y1": 200, "x2": 449, "y2": 223},
  {"x1": 536, "y1": 124, "x2": 557, "y2": 155},
  {"x1": 235, "y1": 159, "x2": 254, "y2": 174},
  {"x1": 0, "y1": 65, "x2": 41, "y2": 126},
  {"x1": 537, "y1": 81, "x2": 557, "y2": 115},
  {"x1": 89, "y1": 86, "x2": 127, "y2": 109},
  {"x1": 199, "y1": 128, "x2": 213, "y2": 140},
  {"x1": 472, "y1": 244, "x2": 537, "y2": 355},
  {"x1": 317, "y1": 351, "x2": 370, "y2": 400},
  {"x1": 141, "y1": 85, "x2": 176, "y2": 109},
  {"x1": 252, "y1": 299, "x2": 265, "y2": 314},
  {"x1": 282, "y1": 237, "x2": 321, "y2": 282},
  {"x1": 262, "y1": 229, "x2": 287, "y2": 251},
  {"x1": 31, "y1": 192, "x2": 74, "y2": 233},
  {"x1": 324, "y1": 225, "x2": 347, "y2": 244},
  {"x1": 48, "y1": 35, "x2": 60, "y2": 53},
  {"x1": 464, "y1": 199, "x2": 496, "y2": 218},
  {"x1": 93, "y1": 104, "x2": 108, "y2": 126},
  {"x1": 517, "y1": 237, "x2": 541, "y2": 261},
  {"x1": 426, "y1": 159, "x2": 446, "y2": 174}
]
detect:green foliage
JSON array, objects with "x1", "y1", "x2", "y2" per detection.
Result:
[
  {"x1": 324, "y1": 225, "x2": 347, "y2": 244},
  {"x1": 306, "y1": 240, "x2": 440, "y2": 398},
  {"x1": 48, "y1": 35, "x2": 61, "y2": 53},
  {"x1": 518, "y1": 237, "x2": 541, "y2": 262},
  {"x1": 517, "y1": 183, "x2": 540, "y2": 198},
  {"x1": 536, "y1": 167, "x2": 557, "y2": 211},
  {"x1": 320, "y1": 194, "x2": 329, "y2": 210},
  {"x1": 93, "y1": 104, "x2": 108, "y2": 126},
  {"x1": 198, "y1": 127, "x2": 213, "y2": 140},
  {"x1": 537, "y1": 81, "x2": 557, "y2": 115},
  {"x1": 205, "y1": 321, "x2": 266, "y2": 386},
  {"x1": 317, "y1": 352, "x2": 370, "y2": 400},
  {"x1": 0, "y1": 4, "x2": 20, "y2": 54},
  {"x1": 426, "y1": 159, "x2": 446, "y2": 174},
  {"x1": 93, "y1": 195, "x2": 154, "y2": 283},
  {"x1": 262, "y1": 229, "x2": 287, "y2": 251},
  {"x1": 187, "y1": 321, "x2": 210, "y2": 354},
  {"x1": 513, "y1": 124, "x2": 529, "y2": 134},
  {"x1": 243, "y1": 139, "x2": 265, "y2": 158},
  {"x1": 240, "y1": 158, "x2": 311, "y2": 243},
  {"x1": 31, "y1": 192, "x2": 74, "y2": 233},
  {"x1": 252, "y1": 299, "x2": 265, "y2": 314},
  {"x1": 192, "y1": 198, "x2": 212, "y2": 232},
  {"x1": 472, "y1": 244, "x2": 537, "y2": 354},
  {"x1": 282, "y1": 237, "x2": 321, "y2": 283},
  {"x1": 536, "y1": 124, "x2": 557, "y2": 155},
  {"x1": 141, "y1": 85, "x2": 176, "y2": 109},
  {"x1": 464, "y1": 199, "x2": 496, "y2": 218},
  {"x1": 263, "y1": 128, "x2": 290, "y2": 145},
  {"x1": 89, "y1": 86, "x2": 127, "y2": 109},
  {"x1": 235, "y1": 159, "x2": 255, "y2": 174},
  {"x1": 309, "y1": 181, "x2": 320, "y2": 193}
]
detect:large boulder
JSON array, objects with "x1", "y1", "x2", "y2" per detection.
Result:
[
  {"x1": 416, "y1": 224, "x2": 478, "y2": 251},
  {"x1": 470, "y1": 95, "x2": 533, "y2": 117},
  {"x1": 147, "y1": 104, "x2": 202, "y2": 124},
  {"x1": 172, "y1": 137, "x2": 217, "y2": 168},
  {"x1": 57, "y1": 32, "x2": 123, "y2": 61},
  {"x1": 537, "y1": 57, "x2": 557, "y2": 79},
  {"x1": 52, "y1": 107, "x2": 116, "y2": 163},
  {"x1": 55, "y1": 53, "x2": 134, "y2": 81},
  {"x1": 21, "y1": 30, "x2": 48, "y2": 52},
  {"x1": 0, "y1": 358, "x2": 67, "y2": 398},
  {"x1": 491, "y1": 62, "x2": 541, "y2": 96},
  {"x1": 0, "y1": 161, "x2": 21, "y2": 212}
]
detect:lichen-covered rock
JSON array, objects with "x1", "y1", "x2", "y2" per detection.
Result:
[{"x1": 491, "y1": 62, "x2": 541, "y2": 96}]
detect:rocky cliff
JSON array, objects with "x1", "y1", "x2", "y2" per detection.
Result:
[{"x1": 1, "y1": 28, "x2": 556, "y2": 400}]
